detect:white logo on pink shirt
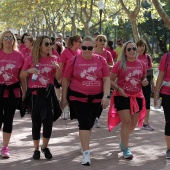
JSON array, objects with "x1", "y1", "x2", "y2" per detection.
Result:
[
  {"x1": 0, "y1": 64, "x2": 15, "y2": 81},
  {"x1": 38, "y1": 67, "x2": 52, "y2": 85},
  {"x1": 125, "y1": 69, "x2": 142, "y2": 87}
]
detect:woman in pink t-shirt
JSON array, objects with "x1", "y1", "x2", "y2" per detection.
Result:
[
  {"x1": 21, "y1": 36, "x2": 34, "y2": 60},
  {"x1": 59, "y1": 35, "x2": 82, "y2": 74},
  {"x1": 60, "y1": 36, "x2": 110, "y2": 166},
  {"x1": 154, "y1": 52, "x2": 170, "y2": 158},
  {"x1": 93, "y1": 35, "x2": 114, "y2": 128},
  {"x1": 20, "y1": 36, "x2": 62, "y2": 160},
  {"x1": 108, "y1": 41, "x2": 148, "y2": 159},
  {"x1": 105, "y1": 40, "x2": 117, "y2": 62},
  {"x1": 0, "y1": 30, "x2": 24, "y2": 158},
  {"x1": 137, "y1": 39, "x2": 155, "y2": 131}
]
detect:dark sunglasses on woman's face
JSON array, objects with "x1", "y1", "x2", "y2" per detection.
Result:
[
  {"x1": 82, "y1": 46, "x2": 93, "y2": 51},
  {"x1": 44, "y1": 42, "x2": 52, "y2": 47},
  {"x1": 127, "y1": 47, "x2": 137, "y2": 52},
  {"x1": 98, "y1": 39, "x2": 106, "y2": 42},
  {"x1": 3, "y1": 36, "x2": 14, "y2": 41}
]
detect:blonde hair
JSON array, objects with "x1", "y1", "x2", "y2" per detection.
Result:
[
  {"x1": 32, "y1": 35, "x2": 51, "y2": 64},
  {"x1": 95, "y1": 34, "x2": 107, "y2": 47},
  {"x1": 0, "y1": 30, "x2": 18, "y2": 50},
  {"x1": 67, "y1": 35, "x2": 81, "y2": 48},
  {"x1": 119, "y1": 41, "x2": 137, "y2": 70}
]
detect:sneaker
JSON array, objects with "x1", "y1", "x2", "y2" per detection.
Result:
[
  {"x1": 33, "y1": 150, "x2": 40, "y2": 159},
  {"x1": 82, "y1": 150, "x2": 91, "y2": 166},
  {"x1": 1, "y1": 146, "x2": 10, "y2": 158},
  {"x1": 79, "y1": 143, "x2": 83, "y2": 154},
  {"x1": 166, "y1": 150, "x2": 170, "y2": 159},
  {"x1": 142, "y1": 122, "x2": 154, "y2": 131},
  {"x1": 94, "y1": 118, "x2": 101, "y2": 128},
  {"x1": 123, "y1": 148, "x2": 133, "y2": 159},
  {"x1": 41, "y1": 147, "x2": 53, "y2": 159},
  {"x1": 119, "y1": 140, "x2": 124, "y2": 151}
]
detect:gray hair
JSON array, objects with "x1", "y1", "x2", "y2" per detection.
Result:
[
  {"x1": 82, "y1": 36, "x2": 94, "y2": 44},
  {"x1": 119, "y1": 41, "x2": 137, "y2": 70}
]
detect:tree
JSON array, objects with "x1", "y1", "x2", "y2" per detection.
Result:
[{"x1": 152, "y1": 0, "x2": 170, "y2": 30}]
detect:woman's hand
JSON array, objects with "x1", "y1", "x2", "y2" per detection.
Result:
[
  {"x1": 27, "y1": 68, "x2": 39, "y2": 74},
  {"x1": 154, "y1": 92, "x2": 159, "y2": 107},
  {"x1": 60, "y1": 98, "x2": 69, "y2": 110},
  {"x1": 101, "y1": 97, "x2": 109, "y2": 109},
  {"x1": 142, "y1": 78, "x2": 148, "y2": 86},
  {"x1": 117, "y1": 87, "x2": 128, "y2": 97},
  {"x1": 52, "y1": 61, "x2": 60, "y2": 69}
]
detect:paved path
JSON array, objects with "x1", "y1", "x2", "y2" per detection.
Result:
[{"x1": 0, "y1": 100, "x2": 170, "y2": 170}]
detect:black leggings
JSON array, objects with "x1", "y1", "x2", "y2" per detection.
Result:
[
  {"x1": 161, "y1": 94, "x2": 170, "y2": 136},
  {"x1": 0, "y1": 97, "x2": 20, "y2": 133},
  {"x1": 31, "y1": 95, "x2": 53, "y2": 140}
]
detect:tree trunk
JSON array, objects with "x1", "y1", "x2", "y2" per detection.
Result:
[
  {"x1": 84, "y1": 22, "x2": 90, "y2": 35},
  {"x1": 152, "y1": 0, "x2": 170, "y2": 30}
]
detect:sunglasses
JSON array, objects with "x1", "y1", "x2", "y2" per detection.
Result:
[
  {"x1": 76, "y1": 40, "x2": 82, "y2": 43},
  {"x1": 82, "y1": 46, "x2": 93, "y2": 51},
  {"x1": 117, "y1": 40, "x2": 121, "y2": 43},
  {"x1": 3, "y1": 36, "x2": 14, "y2": 41},
  {"x1": 98, "y1": 39, "x2": 106, "y2": 42},
  {"x1": 127, "y1": 47, "x2": 137, "y2": 52},
  {"x1": 44, "y1": 42, "x2": 52, "y2": 47}
]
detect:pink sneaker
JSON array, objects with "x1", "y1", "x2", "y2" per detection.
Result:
[{"x1": 1, "y1": 146, "x2": 10, "y2": 158}]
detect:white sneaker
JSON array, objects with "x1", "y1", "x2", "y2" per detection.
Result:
[
  {"x1": 82, "y1": 150, "x2": 91, "y2": 166},
  {"x1": 79, "y1": 143, "x2": 83, "y2": 154},
  {"x1": 94, "y1": 118, "x2": 101, "y2": 128}
]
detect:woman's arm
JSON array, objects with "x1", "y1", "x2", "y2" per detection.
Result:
[
  {"x1": 52, "y1": 61, "x2": 62, "y2": 80},
  {"x1": 154, "y1": 71, "x2": 164, "y2": 106},
  {"x1": 110, "y1": 72, "x2": 127, "y2": 97},
  {"x1": 60, "y1": 77, "x2": 70, "y2": 109}
]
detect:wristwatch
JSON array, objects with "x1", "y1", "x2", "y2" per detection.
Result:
[{"x1": 103, "y1": 94, "x2": 110, "y2": 99}]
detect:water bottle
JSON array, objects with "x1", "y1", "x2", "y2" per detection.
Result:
[
  {"x1": 32, "y1": 64, "x2": 39, "y2": 81},
  {"x1": 154, "y1": 97, "x2": 162, "y2": 109}
]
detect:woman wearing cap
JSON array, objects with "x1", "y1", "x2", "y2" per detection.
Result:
[{"x1": 60, "y1": 36, "x2": 110, "y2": 166}]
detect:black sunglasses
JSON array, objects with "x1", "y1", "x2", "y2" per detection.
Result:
[
  {"x1": 127, "y1": 47, "x2": 137, "y2": 52},
  {"x1": 44, "y1": 42, "x2": 52, "y2": 47},
  {"x1": 99, "y1": 39, "x2": 106, "y2": 42},
  {"x1": 82, "y1": 46, "x2": 93, "y2": 51}
]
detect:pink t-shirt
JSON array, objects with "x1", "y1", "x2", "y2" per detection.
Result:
[
  {"x1": 159, "y1": 53, "x2": 170, "y2": 95},
  {"x1": 111, "y1": 60, "x2": 146, "y2": 95},
  {"x1": 0, "y1": 50, "x2": 24, "y2": 98},
  {"x1": 22, "y1": 55, "x2": 58, "y2": 88},
  {"x1": 59, "y1": 48, "x2": 81, "y2": 73},
  {"x1": 94, "y1": 49, "x2": 113, "y2": 65},
  {"x1": 52, "y1": 49, "x2": 60, "y2": 58},
  {"x1": 138, "y1": 54, "x2": 152, "y2": 70},
  {"x1": 105, "y1": 47, "x2": 117, "y2": 61},
  {"x1": 19, "y1": 43, "x2": 26, "y2": 52},
  {"x1": 64, "y1": 54, "x2": 110, "y2": 102},
  {"x1": 21, "y1": 48, "x2": 31, "y2": 60}
]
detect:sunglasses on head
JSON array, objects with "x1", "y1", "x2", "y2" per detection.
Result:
[
  {"x1": 98, "y1": 39, "x2": 106, "y2": 42},
  {"x1": 82, "y1": 46, "x2": 93, "y2": 51},
  {"x1": 127, "y1": 47, "x2": 137, "y2": 52},
  {"x1": 3, "y1": 36, "x2": 14, "y2": 41},
  {"x1": 44, "y1": 42, "x2": 52, "y2": 47}
]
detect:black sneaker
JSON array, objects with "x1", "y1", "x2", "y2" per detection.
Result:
[
  {"x1": 33, "y1": 150, "x2": 40, "y2": 159},
  {"x1": 41, "y1": 147, "x2": 53, "y2": 159}
]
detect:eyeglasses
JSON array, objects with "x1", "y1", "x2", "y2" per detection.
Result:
[
  {"x1": 98, "y1": 39, "x2": 106, "y2": 42},
  {"x1": 82, "y1": 46, "x2": 93, "y2": 51},
  {"x1": 3, "y1": 36, "x2": 14, "y2": 41},
  {"x1": 44, "y1": 42, "x2": 52, "y2": 47},
  {"x1": 117, "y1": 40, "x2": 121, "y2": 42},
  {"x1": 127, "y1": 47, "x2": 137, "y2": 52}
]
